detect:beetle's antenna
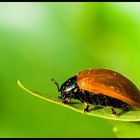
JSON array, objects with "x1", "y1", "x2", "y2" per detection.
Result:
[{"x1": 51, "y1": 78, "x2": 60, "y2": 92}]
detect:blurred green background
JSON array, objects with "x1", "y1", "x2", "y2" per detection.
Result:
[{"x1": 1, "y1": 2, "x2": 140, "y2": 138}]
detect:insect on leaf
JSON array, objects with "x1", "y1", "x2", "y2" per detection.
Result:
[{"x1": 17, "y1": 80, "x2": 140, "y2": 122}]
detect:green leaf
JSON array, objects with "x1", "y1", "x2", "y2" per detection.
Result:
[
  {"x1": 112, "y1": 122, "x2": 140, "y2": 138},
  {"x1": 17, "y1": 80, "x2": 140, "y2": 122}
]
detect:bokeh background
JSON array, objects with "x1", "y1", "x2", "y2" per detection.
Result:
[{"x1": 1, "y1": 2, "x2": 140, "y2": 138}]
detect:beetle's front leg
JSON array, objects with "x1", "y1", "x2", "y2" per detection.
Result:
[
  {"x1": 61, "y1": 97, "x2": 71, "y2": 104},
  {"x1": 84, "y1": 102, "x2": 90, "y2": 112}
]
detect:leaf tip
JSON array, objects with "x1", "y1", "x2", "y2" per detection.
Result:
[{"x1": 17, "y1": 80, "x2": 21, "y2": 86}]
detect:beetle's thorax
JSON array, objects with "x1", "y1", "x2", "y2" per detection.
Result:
[
  {"x1": 59, "y1": 76, "x2": 82, "y2": 101},
  {"x1": 60, "y1": 76, "x2": 77, "y2": 91}
]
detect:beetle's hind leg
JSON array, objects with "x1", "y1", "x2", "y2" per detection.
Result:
[
  {"x1": 102, "y1": 95, "x2": 117, "y2": 115},
  {"x1": 121, "y1": 103, "x2": 133, "y2": 112}
]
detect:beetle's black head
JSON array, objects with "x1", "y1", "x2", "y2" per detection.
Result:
[
  {"x1": 60, "y1": 76, "x2": 78, "y2": 102},
  {"x1": 51, "y1": 76, "x2": 80, "y2": 103}
]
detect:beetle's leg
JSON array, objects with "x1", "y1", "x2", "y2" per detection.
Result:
[
  {"x1": 121, "y1": 103, "x2": 133, "y2": 111},
  {"x1": 61, "y1": 97, "x2": 71, "y2": 104},
  {"x1": 78, "y1": 96, "x2": 90, "y2": 112},
  {"x1": 110, "y1": 107, "x2": 116, "y2": 115},
  {"x1": 79, "y1": 90, "x2": 90, "y2": 112},
  {"x1": 102, "y1": 95, "x2": 116, "y2": 115},
  {"x1": 84, "y1": 102, "x2": 89, "y2": 112}
]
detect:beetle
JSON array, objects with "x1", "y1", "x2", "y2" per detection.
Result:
[{"x1": 51, "y1": 69, "x2": 140, "y2": 115}]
